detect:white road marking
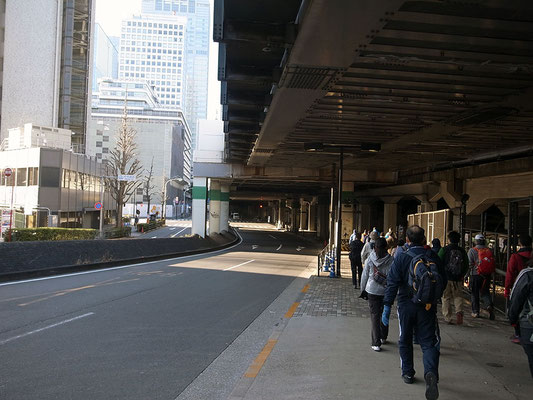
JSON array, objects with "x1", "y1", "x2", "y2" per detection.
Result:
[
  {"x1": 223, "y1": 259, "x2": 255, "y2": 272},
  {"x1": 252, "y1": 245, "x2": 259, "y2": 250},
  {"x1": 296, "y1": 246, "x2": 305, "y2": 252},
  {"x1": 171, "y1": 227, "x2": 189, "y2": 238},
  {"x1": 151, "y1": 236, "x2": 157, "y2": 239},
  {"x1": 0, "y1": 230, "x2": 244, "y2": 287},
  {"x1": 0, "y1": 312, "x2": 95, "y2": 345},
  {"x1": 276, "y1": 244, "x2": 283, "y2": 251},
  {"x1": 268, "y1": 234, "x2": 277, "y2": 239},
  {"x1": 169, "y1": 228, "x2": 176, "y2": 230}
]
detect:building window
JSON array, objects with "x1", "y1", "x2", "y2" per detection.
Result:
[
  {"x1": 41, "y1": 167, "x2": 61, "y2": 188},
  {"x1": 96, "y1": 141, "x2": 102, "y2": 147},
  {"x1": 28, "y1": 167, "x2": 39, "y2": 186},
  {"x1": 16, "y1": 168, "x2": 28, "y2": 186},
  {"x1": 103, "y1": 136, "x2": 109, "y2": 142},
  {"x1": 102, "y1": 148, "x2": 109, "y2": 154},
  {"x1": 96, "y1": 129, "x2": 103, "y2": 136}
]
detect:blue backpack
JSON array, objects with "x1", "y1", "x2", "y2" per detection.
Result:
[{"x1": 406, "y1": 250, "x2": 444, "y2": 310}]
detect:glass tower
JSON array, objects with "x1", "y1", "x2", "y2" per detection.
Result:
[{"x1": 141, "y1": 0, "x2": 210, "y2": 148}]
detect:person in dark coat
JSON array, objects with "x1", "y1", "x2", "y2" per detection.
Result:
[
  {"x1": 349, "y1": 232, "x2": 364, "y2": 288},
  {"x1": 508, "y1": 263, "x2": 533, "y2": 378}
]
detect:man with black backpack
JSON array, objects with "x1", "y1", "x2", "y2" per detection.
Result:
[
  {"x1": 467, "y1": 234, "x2": 496, "y2": 320},
  {"x1": 438, "y1": 231, "x2": 469, "y2": 325},
  {"x1": 382, "y1": 225, "x2": 446, "y2": 400}
]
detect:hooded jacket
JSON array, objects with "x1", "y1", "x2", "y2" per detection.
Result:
[
  {"x1": 505, "y1": 248, "x2": 532, "y2": 298},
  {"x1": 360, "y1": 251, "x2": 394, "y2": 296},
  {"x1": 508, "y1": 267, "x2": 533, "y2": 330}
]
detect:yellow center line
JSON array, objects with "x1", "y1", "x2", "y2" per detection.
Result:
[
  {"x1": 284, "y1": 302, "x2": 300, "y2": 318},
  {"x1": 301, "y1": 284, "x2": 310, "y2": 293},
  {"x1": 244, "y1": 339, "x2": 278, "y2": 378}
]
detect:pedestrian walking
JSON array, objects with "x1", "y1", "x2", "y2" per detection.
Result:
[
  {"x1": 438, "y1": 231, "x2": 469, "y2": 325},
  {"x1": 360, "y1": 238, "x2": 393, "y2": 351},
  {"x1": 361, "y1": 231, "x2": 379, "y2": 266},
  {"x1": 382, "y1": 225, "x2": 446, "y2": 400},
  {"x1": 505, "y1": 234, "x2": 532, "y2": 343},
  {"x1": 349, "y1": 232, "x2": 364, "y2": 288},
  {"x1": 349, "y1": 229, "x2": 358, "y2": 244},
  {"x1": 508, "y1": 263, "x2": 533, "y2": 378},
  {"x1": 431, "y1": 238, "x2": 442, "y2": 254},
  {"x1": 467, "y1": 234, "x2": 496, "y2": 320}
]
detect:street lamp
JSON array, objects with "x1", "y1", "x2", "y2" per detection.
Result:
[{"x1": 304, "y1": 142, "x2": 381, "y2": 277}]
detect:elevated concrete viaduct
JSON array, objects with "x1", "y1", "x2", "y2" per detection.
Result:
[{"x1": 194, "y1": 0, "x2": 533, "y2": 273}]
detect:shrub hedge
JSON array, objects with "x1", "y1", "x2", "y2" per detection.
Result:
[
  {"x1": 137, "y1": 219, "x2": 165, "y2": 233},
  {"x1": 104, "y1": 226, "x2": 132, "y2": 239},
  {"x1": 7, "y1": 228, "x2": 98, "y2": 242}
]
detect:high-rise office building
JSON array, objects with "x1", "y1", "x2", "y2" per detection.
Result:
[
  {"x1": 0, "y1": 0, "x2": 95, "y2": 153},
  {"x1": 92, "y1": 23, "x2": 119, "y2": 92},
  {"x1": 140, "y1": 0, "x2": 210, "y2": 149},
  {"x1": 118, "y1": 14, "x2": 187, "y2": 109},
  {"x1": 88, "y1": 79, "x2": 192, "y2": 210}
]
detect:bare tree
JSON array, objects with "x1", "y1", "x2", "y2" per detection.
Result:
[
  {"x1": 105, "y1": 106, "x2": 143, "y2": 227},
  {"x1": 144, "y1": 157, "x2": 156, "y2": 213}
]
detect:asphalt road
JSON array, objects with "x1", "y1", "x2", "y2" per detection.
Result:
[
  {"x1": 0, "y1": 225, "x2": 317, "y2": 400},
  {"x1": 135, "y1": 219, "x2": 191, "y2": 239}
]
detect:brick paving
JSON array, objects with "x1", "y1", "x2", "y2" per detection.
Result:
[{"x1": 294, "y1": 275, "x2": 368, "y2": 318}]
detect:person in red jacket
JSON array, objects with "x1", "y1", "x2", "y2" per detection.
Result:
[{"x1": 506, "y1": 234, "x2": 532, "y2": 343}]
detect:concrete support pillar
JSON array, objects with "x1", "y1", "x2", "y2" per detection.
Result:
[
  {"x1": 308, "y1": 197, "x2": 317, "y2": 232},
  {"x1": 219, "y1": 183, "x2": 229, "y2": 232},
  {"x1": 383, "y1": 203, "x2": 398, "y2": 233},
  {"x1": 277, "y1": 200, "x2": 283, "y2": 228},
  {"x1": 341, "y1": 182, "x2": 354, "y2": 242},
  {"x1": 208, "y1": 180, "x2": 221, "y2": 235},
  {"x1": 358, "y1": 203, "x2": 372, "y2": 233},
  {"x1": 300, "y1": 199, "x2": 308, "y2": 231},
  {"x1": 290, "y1": 199, "x2": 299, "y2": 233},
  {"x1": 192, "y1": 176, "x2": 208, "y2": 237}
]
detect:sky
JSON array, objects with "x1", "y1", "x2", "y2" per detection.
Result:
[{"x1": 95, "y1": 0, "x2": 221, "y2": 120}]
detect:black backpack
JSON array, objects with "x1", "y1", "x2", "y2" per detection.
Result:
[
  {"x1": 445, "y1": 246, "x2": 465, "y2": 277},
  {"x1": 406, "y1": 250, "x2": 444, "y2": 309}
]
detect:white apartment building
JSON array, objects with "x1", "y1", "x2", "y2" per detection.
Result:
[
  {"x1": 118, "y1": 14, "x2": 187, "y2": 109},
  {"x1": 88, "y1": 79, "x2": 192, "y2": 215},
  {"x1": 0, "y1": 123, "x2": 115, "y2": 230}
]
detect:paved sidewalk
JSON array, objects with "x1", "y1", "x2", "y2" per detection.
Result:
[{"x1": 229, "y1": 267, "x2": 533, "y2": 400}]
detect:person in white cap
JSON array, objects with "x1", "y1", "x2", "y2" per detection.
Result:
[{"x1": 467, "y1": 234, "x2": 496, "y2": 319}]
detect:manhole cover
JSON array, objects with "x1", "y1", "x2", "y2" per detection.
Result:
[{"x1": 486, "y1": 363, "x2": 504, "y2": 368}]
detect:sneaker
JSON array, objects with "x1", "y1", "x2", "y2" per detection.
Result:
[
  {"x1": 402, "y1": 375, "x2": 414, "y2": 384},
  {"x1": 425, "y1": 372, "x2": 439, "y2": 400},
  {"x1": 381, "y1": 339, "x2": 388, "y2": 345},
  {"x1": 487, "y1": 306, "x2": 495, "y2": 321},
  {"x1": 456, "y1": 312, "x2": 463, "y2": 325},
  {"x1": 371, "y1": 345, "x2": 381, "y2": 352},
  {"x1": 471, "y1": 312, "x2": 479, "y2": 318},
  {"x1": 511, "y1": 335, "x2": 521, "y2": 344}
]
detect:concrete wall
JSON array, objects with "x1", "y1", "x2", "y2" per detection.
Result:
[{"x1": 1, "y1": 0, "x2": 61, "y2": 139}]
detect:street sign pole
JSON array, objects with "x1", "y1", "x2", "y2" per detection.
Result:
[
  {"x1": 99, "y1": 176, "x2": 104, "y2": 239},
  {"x1": 4, "y1": 168, "x2": 14, "y2": 242}
]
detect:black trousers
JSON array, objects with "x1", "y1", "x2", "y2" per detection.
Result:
[
  {"x1": 349, "y1": 256, "x2": 362, "y2": 287},
  {"x1": 520, "y1": 326, "x2": 533, "y2": 378},
  {"x1": 470, "y1": 274, "x2": 493, "y2": 314},
  {"x1": 368, "y1": 293, "x2": 389, "y2": 347}
]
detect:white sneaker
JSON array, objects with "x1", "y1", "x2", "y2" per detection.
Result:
[{"x1": 372, "y1": 346, "x2": 381, "y2": 352}]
